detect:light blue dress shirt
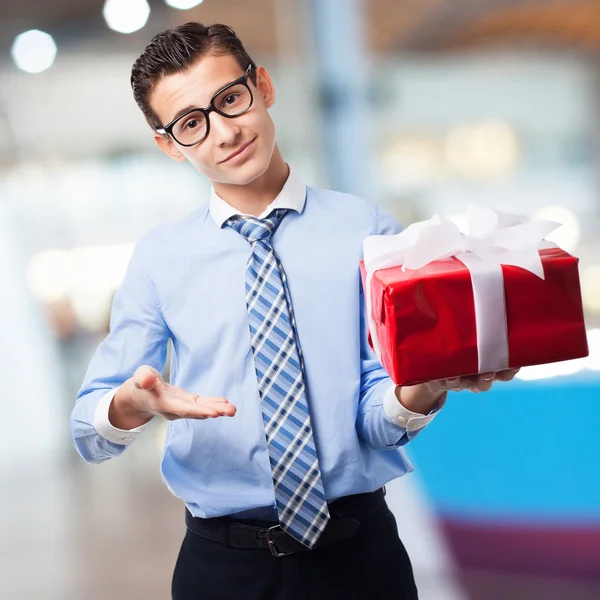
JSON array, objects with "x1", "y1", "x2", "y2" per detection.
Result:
[{"x1": 71, "y1": 168, "x2": 438, "y2": 521}]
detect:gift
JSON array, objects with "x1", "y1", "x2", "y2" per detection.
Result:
[{"x1": 361, "y1": 204, "x2": 589, "y2": 386}]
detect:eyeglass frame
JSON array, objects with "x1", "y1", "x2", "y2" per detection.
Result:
[{"x1": 156, "y1": 64, "x2": 254, "y2": 147}]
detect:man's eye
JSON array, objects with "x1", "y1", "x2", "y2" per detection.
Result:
[
  {"x1": 185, "y1": 120, "x2": 198, "y2": 130},
  {"x1": 224, "y1": 94, "x2": 239, "y2": 106}
]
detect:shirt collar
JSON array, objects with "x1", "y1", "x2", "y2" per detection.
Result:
[{"x1": 209, "y1": 166, "x2": 306, "y2": 228}]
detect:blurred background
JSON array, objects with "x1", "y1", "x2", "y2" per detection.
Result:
[{"x1": 1, "y1": 0, "x2": 599, "y2": 598}]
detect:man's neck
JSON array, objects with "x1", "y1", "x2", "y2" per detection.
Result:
[{"x1": 212, "y1": 147, "x2": 290, "y2": 217}]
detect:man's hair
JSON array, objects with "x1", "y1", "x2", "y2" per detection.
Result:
[{"x1": 131, "y1": 22, "x2": 257, "y2": 131}]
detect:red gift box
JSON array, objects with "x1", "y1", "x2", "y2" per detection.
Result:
[{"x1": 360, "y1": 246, "x2": 589, "y2": 386}]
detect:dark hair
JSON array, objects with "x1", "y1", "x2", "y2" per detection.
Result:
[{"x1": 131, "y1": 22, "x2": 257, "y2": 130}]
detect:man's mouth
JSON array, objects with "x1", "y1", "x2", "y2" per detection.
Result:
[{"x1": 220, "y1": 137, "x2": 257, "y2": 164}]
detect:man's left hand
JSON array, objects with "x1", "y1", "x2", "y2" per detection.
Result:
[
  {"x1": 433, "y1": 368, "x2": 521, "y2": 395},
  {"x1": 396, "y1": 368, "x2": 520, "y2": 415}
]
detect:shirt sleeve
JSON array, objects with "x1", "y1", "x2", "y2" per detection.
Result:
[
  {"x1": 382, "y1": 384, "x2": 446, "y2": 431},
  {"x1": 92, "y1": 386, "x2": 150, "y2": 445},
  {"x1": 355, "y1": 204, "x2": 443, "y2": 450},
  {"x1": 70, "y1": 237, "x2": 169, "y2": 464}
]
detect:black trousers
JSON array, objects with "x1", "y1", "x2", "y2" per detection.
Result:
[{"x1": 172, "y1": 503, "x2": 418, "y2": 600}]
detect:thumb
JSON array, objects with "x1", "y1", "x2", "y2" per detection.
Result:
[{"x1": 133, "y1": 365, "x2": 162, "y2": 391}]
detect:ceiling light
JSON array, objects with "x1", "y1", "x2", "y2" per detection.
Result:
[
  {"x1": 444, "y1": 120, "x2": 518, "y2": 179},
  {"x1": 165, "y1": 0, "x2": 204, "y2": 9},
  {"x1": 103, "y1": 0, "x2": 151, "y2": 34},
  {"x1": 11, "y1": 30, "x2": 57, "y2": 74}
]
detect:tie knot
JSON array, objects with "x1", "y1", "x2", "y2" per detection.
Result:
[{"x1": 227, "y1": 208, "x2": 289, "y2": 243}]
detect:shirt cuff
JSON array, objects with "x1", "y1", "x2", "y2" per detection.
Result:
[
  {"x1": 382, "y1": 384, "x2": 445, "y2": 431},
  {"x1": 92, "y1": 386, "x2": 150, "y2": 445}
]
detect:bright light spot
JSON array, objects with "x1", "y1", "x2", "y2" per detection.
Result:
[
  {"x1": 27, "y1": 243, "x2": 135, "y2": 331},
  {"x1": 70, "y1": 290, "x2": 115, "y2": 332},
  {"x1": 27, "y1": 249, "x2": 73, "y2": 302},
  {"x1": 382, "y1": 137, "x2": 439, "y2": 188},
  {"x1": 70, "y1": 243, "x2": 134, "y2": 293},
  {"x1": 586, "y1": 328, "x2": 600, "y2": 371},
  {"x1": 103, "y1": 0, "x2": 151, "y2": 34},
  {"x1": 165, "y1": 0, "x2": 204, "y2": 9},
  {"x1": 11, "y1": 30, "x2": 57, "y2": 74},
  {"x1": 532, "y1": 206, "x2": 580, "y2": 253},
  {"x1": 582, "y1": 265, "x2": 600, "y2": 313},
  {"x1": 444, "y1": 120, "x2": 518, "y2": 179},
  {"x1": 516, "y1": 357, "x2": 587, "y2": 381}
]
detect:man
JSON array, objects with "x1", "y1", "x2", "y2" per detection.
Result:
[{"x1": 71, "y1": 22, "x2": 518, "y2": 599}]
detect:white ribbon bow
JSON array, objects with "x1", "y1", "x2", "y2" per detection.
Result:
[{"x1": 363, "y1": 204, "x2": 561, "y2": 376}]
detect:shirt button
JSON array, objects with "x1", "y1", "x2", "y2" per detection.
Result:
[
  {"x1": 397, "y1": 416, "x2": 407, "y2": 427},
  {"x1": 123, "y1": 437, "x2": 134, "y2": 443}
]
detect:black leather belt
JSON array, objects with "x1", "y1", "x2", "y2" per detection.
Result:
[{"x1": 185, "y1": 488, "x2": 386, "y2": 557}]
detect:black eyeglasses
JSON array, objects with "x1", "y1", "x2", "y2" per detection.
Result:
[{"x1": 157, "y1": 64, "x2": 254, "y2": 147}]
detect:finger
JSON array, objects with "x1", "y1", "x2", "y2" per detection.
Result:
[
  {"x1": 451, "y1": 376, "x2": 484, "y2": 392},
  {"x1": 187, "y1": 402, "x2": 237, "y2": 419},
  {"x1": 161, "y1": 386, "x2": 235, "y2": 418},
  {"x1": 188, "y1": 394, "x2": 235, "y2": 412},
  {"x1": 494, "y1": 368, "x2": 520, "y2": 382},
  {"x1": 192, "y1": 395, "x2": 231, "y2": 405},
  {"x1": 160, "y1": 396, "x2": 236, "y2": 420},
  {"x1": 158, "y1": 397, "x2": 218, "y2": 420},
  {"x1": 472, "y1": 374, "x2": 495, "y2": 393},
  {"x1": 477, "y1": 379, "x2": 494, "y2": 393},
  {"x1": 464, "y1": 374, "x2": 481, "y2": 383},
  {"x1": 133, "y1": 365, "x2": 161, "y2": 391},
  {"x1": 460, "y1": 378, "x2": 479, "y2": 393},
  {"x1": 170, "y1": 386, "x2": 229, "y2": 406},
  {"x1": 456, "y1": 377, "x2": 483, "y2": 393},
  {"x1": 195, "y1": 396, "x2": 237, "y2": 417},
  {"x1": 444, "y1": 377, "x2": 462, "y2": 391}
]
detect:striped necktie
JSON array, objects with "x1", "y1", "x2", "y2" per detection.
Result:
[{"x1": 227, "y1": 208, "x2": 330, "y2": 549}]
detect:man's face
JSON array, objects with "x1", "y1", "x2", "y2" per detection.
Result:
[{"x1": 150, "y1": 53, "x2": 277, "y2": 186}]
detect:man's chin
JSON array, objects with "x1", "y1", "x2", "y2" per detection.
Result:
[{"x1": 213, "y1": 161, "x2": 269, "y2": 187}]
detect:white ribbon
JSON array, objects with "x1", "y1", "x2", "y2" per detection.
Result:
[{"x1": 363, "y1": 204, "x2": 561, "y2": 375}]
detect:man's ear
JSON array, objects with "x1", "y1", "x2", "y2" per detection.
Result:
[
  {"x1": 254, "y1": 66, "x2": 275, "y2": 109},
  {"x1": 154, "y1": 133, "x2": 187, "y2": 162}
]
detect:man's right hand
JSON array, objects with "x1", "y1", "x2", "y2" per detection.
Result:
[{"x1": 109, "y1": 365, "x2": 237, "y2": 430}]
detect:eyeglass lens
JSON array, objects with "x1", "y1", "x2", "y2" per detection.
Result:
[{"x1": 171, "y1": 83, "x2": 252, "y2": 145}]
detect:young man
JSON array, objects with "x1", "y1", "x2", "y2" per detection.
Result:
[{"x1": 71, "y1": 22, "x2": 518, "y2": 600}]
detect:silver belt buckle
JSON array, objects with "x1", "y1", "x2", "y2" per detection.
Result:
[{"x1": 265, "y1": 524, "x2": 294, "y2": 557}]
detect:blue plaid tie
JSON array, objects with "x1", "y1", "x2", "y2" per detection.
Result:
[{"x1": 227, "y1": 209, "x2": 330, "y2": 549}]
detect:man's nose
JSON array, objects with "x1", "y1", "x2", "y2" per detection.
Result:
[{"x1": 209, "y1": 112, "x2": 240, "y2": 146}]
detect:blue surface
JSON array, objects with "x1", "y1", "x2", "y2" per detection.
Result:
[{"x1": 407, "y1": 372, "x2": 600, "y2": 522}]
